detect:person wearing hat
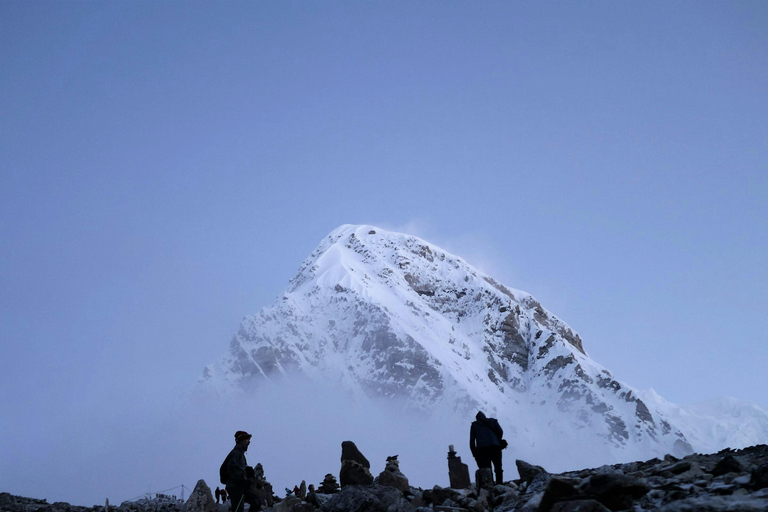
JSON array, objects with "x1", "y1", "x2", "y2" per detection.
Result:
[{"x1": 222, "y1": 431, "x2": 261, "y2": 512}]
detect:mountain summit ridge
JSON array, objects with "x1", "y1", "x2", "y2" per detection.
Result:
[{"x1": 202, "y1": 224, "x2": 768, "y2": 465}]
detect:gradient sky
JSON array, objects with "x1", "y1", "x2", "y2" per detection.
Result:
[{"x1": 1, "y1": 1, "x2": 767, "y2": 505}]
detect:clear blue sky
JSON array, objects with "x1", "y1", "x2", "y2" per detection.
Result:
[{"x1": 1, "y1": 1, "x2": 767, "y2": 505}]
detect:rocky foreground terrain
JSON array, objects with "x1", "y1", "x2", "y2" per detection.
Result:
[{"x1": 3, "y1": 444, "x2": 768, "y2": 512}]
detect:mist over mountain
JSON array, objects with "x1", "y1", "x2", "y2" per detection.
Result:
[{"x1": 201, "y1": 225, "x2": 768, "y2": 473}]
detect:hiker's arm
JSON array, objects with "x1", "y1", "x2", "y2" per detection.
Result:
[{"x1": 227, "y1": 451, "x2": 248, "y2": 487}]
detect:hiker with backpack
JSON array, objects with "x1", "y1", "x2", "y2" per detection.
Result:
[
  {"x1": 469, "y1": 411, "x2": 507, "y2": 485},
  {"x1": 220, "y1": 431, "x2": 262, "y2": 512}
]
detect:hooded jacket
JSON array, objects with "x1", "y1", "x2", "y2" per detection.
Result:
[{"x1": 470, "y1": 411, "x2": 503, "y2": 454}]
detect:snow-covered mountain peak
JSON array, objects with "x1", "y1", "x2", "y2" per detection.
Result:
[
  {"x1": 202, "y1": 224, "x2": 768, "y2": 467},
  {"x1": 288, "y1": 224, "x2": 523, "y2": 300}
]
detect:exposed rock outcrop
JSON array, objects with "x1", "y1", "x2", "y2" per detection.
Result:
[
  {"x1": 339, "y1": 441, "x2": 373, "y2": 488},
  {"x1": 181, "y1": 481, "x2": 215, "y2": 512}
]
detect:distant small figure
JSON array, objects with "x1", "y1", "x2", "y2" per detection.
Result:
[
  {"x1": 221, "y1": 489, "x2": 228, "y2": 502},
  {"x1": 306, "y1": 485, "x2": 320, "y2": 508},
  {"x1": 215, "y1": 488, "x2": 221, "y2": 503},
  {"x1": 470, "y1": 411, "x2": 506, "y2": 485}
]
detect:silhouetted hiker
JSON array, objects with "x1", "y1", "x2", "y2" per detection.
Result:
[
  {"x1": 215, "y1": 487, "x2": 221, "y2": 503},
  {"x1": 221, "y1": 430, "x2": 262, "y2": 512},
  {"x1": 221, "y1": 489, "x2": 228, "y2": 502},
  {"x1": 470, "y1": 411, "x2": 506, "y2": 484}
]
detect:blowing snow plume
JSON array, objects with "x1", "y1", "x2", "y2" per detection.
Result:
[{"x1": 199, "y1": 224, "x2": 768, "y2": 475}]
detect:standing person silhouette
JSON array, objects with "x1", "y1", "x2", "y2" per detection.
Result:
[
  {"x1": 469, "y1": 411, "x2": 505, "y2": 484},
  {"x1": 221, "y1": 431, "x2": 261, "y2": 512}
]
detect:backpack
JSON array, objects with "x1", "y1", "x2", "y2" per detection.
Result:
[
  {"x1": 219, "y1": 457, "x2": 228, "y2": 485},
  {"x1": 486, "y1": 418, "x2": 503, "y2": 440},
  {"x1": 484, "y1": 417, "x2": 507, "y2": 448}
]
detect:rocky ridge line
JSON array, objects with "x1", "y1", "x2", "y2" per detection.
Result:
[{"x1": 4, "y1": 444, "x2": 767, "y2": 512}]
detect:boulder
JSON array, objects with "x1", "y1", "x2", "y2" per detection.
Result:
[
  {"x1": 751, "y1": 463, "x2": 768, "y2": 490},
  {"x1": 539, "y1": 477, "x2": 579, "y2": 512},
  {"x1": 340, "y1": 441, "x2": 374, "y2": 488},
  {"x1": 340, "y1": 460, "x2": 374, "y2": 488},
  {"x1": 493, "y1": 490, "x2": 520, "y2": 512},
  {"x1": 378, "y1": 470, "x2": 410, "y2": 493},
  {"x1": 581, "y1": 474, "x2": 649, "y2": 511},
  {"x1": 273, "y1": 496, "x2": 314, "y2": 512},
  {"x1": 426, "y1": 486, "x2": 457, "y2": 507},
  {"x1": 550, "y1": 500, "x2": 611, "y2": 512},
  {"x1": 471, "y1": 489, "x2": 491, "y2": 512},
  {"x1": 519, "y1": 492, "x2": 544, "y2": 512},
  {"x1": 182, "y1": 480, "x2": 216, "y2": 512},
  {"x1": 676, "y1": 462, "x2": 709, "y2": 483},
  {"x1": 475, "y1": 469, "x2": 493, "y2": 490},
  {"x1": 527, "y1": 472, "x2": 554, "y2": 495},
  {"x1": 341, "y1": 441, "x2": 370, "y2": 469},
  {"x1": 658, "y1": 461, "x2": 692, "y2": 475},
  {"x1": 516, "y1": 460, "x2": 548, "y2": 486},
  {"x1": 321, "y1": 485, "x2": 413, "y2": 512},
  {"x1": 306, "y1": 492, "x2": 332, "y2": 509},
  {"x1": 712, "y1": 455, "x2": 745, "y2": 477}
]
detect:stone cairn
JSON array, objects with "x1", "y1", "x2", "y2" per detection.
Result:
[
  {"x1": 375, "y1": 455, "x2": 410, "y2": 493},
  {"x1": 316, "y1": 474, "x2": 339, "y2": 494},
  {"x1": 447, "y1": 444, "x2": 471, "y2": 489},
  {"x1": 246, "y1": 462, "x2": 275, "y2": 507}
]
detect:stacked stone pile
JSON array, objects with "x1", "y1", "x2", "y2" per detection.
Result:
[
  {"x1": 3, "y1": 444, "x2": 768, "y2": 512},
  {"x1": 247, "y1": 464, "x2": 274, "y2": 508},
  {"x1": 375, "y1": 456, "x2": 410, "y2": 493},
  {"x1": 447, "y1": 446, "x2": 471, "y2": 490},
  {"x1": 316, "y1": 475, "x2": 338, "y2": 495}
]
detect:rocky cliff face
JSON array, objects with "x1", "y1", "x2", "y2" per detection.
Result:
[{"x1": 200, "y1": 225, "x2": 767, "y2": 463}]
